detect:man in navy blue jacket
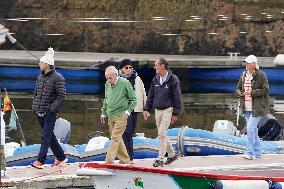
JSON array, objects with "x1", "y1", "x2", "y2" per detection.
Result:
[{"x1": 143, "y1": 57, "x2": 182, "y2": 167}]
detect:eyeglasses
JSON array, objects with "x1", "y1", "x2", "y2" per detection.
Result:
[{"x1": 124, "y1": 66, "x2": 133, "y2": 70}]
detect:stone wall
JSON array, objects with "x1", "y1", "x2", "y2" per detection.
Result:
[{"x1": 0, "y1": 0, "x2": 283, "y2": 56}]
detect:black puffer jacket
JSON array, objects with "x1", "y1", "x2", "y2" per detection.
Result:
[{"x1": 32, "y1": 69, "x2": 66, "y2": 113}]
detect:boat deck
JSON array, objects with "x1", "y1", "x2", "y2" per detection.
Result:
[
  {"x1": 0, "y1": 163, "x2": 91, "y2": 188},
  {"x1": 81, "y1": 154, "x2": 284, "y2": 182},
  {"x1": 131, "y1": 154, "x2": 284, "y2": 179},
  {"x1": 2, "y1": 154, "x2": 284, "y2": 188}
]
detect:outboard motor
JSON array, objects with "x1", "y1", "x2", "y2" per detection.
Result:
[
  {"x1": 54, "y1": 118, "x2": 71, "y2": 144},
  {"x1": 258, "y1": 114, "x2": 283, "y2": 141}
]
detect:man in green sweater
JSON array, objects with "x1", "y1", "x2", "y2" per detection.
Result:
[{"x1": 100, "y1": 66, "x2": 137, "y2": 164}]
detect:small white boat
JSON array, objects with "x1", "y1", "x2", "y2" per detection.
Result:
[{"x1": 76, "y1": 154, "x2": 284, "y2": 189}]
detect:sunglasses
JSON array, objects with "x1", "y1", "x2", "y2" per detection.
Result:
[{"x1": 124, "y1": 66, "x2": 133, "y2": 70}]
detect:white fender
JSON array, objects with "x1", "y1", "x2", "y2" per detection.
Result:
[{"x1": 215, "y1": 180, "x2": 269, "y2": 189}]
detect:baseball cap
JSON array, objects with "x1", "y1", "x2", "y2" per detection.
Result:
[{"x1": 243, "y1": 55, "x2": 257, "y2": 64}]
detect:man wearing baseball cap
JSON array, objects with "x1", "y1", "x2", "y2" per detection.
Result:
[
  {"x1": 31, "y1": 48, "x2": 68, "y2": 168},
  {"x1": 236, "y1": 55, "x2": 270, "y2": 160}
]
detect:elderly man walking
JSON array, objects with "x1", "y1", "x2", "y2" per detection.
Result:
[
  {"x1": 100, "y1": 66, "x2": 137, "y2": 164},
  {"x1": 143, "y1": 58, "x2": 182, "y2": 167},
  {"x1": 236, "y1": 55, "x2": 270, "y2": 160}
]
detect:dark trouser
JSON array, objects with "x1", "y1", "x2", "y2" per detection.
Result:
[
  {"x1": 36, "y1": 112, "x2": 66, "y2": 164},
  {"x1": 122, "y1": 112, "x2": 138, "y2": 161}
]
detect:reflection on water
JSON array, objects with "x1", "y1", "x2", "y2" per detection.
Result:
[{"x1": 4, "y1": 93, "x2": 284, "y2": 145}]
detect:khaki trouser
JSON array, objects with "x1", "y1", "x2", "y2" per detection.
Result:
[
  {"x1": 105, "y1": 114, "x2": 130, "y2": 164},
  {"x1": 0, "y1": 145, "x2": 5, "y2": 171},
  {"x1": 155, "y1": 107, "x2": 175, "y2": 159}
]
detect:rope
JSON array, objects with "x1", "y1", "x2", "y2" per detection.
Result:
[
  {"x1": 203, "y1": 176, "x2": 213, "y2": 188},
  {"x1": 267, "y1": 179, "x2": 273, "y2": 189}
]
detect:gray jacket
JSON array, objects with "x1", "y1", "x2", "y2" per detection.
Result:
[
  {"x1": 32, "y1": 69, "x2": 66, "y2": 113},
  {"x1": 236, "y1": 69, "x2": 270, "y2": 116}
]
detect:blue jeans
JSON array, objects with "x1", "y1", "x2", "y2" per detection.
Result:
[
  {"x1": 122, "y1": 112, "x2": 138, "y2": 160},
  {"x1": 245, "y1": 114, "x2": 264, "y2": 158},
  {"x1": 243, "y1": 111, "x2": 252, "y2": 123},
  {"x1": 36, "y1": 112, "x2": 66, "y2": 163}
]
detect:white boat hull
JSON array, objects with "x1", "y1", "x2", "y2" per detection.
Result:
[{"x1": 77, "y1": 167, "x2": 180, "y2": 189}]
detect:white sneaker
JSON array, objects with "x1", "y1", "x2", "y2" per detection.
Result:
[
  {"x1": 1, "y1": 170, "x2": 6, "y2": 177},
  {"x1": 242, "y1": 155, "x2": 256, "y2": 160}
]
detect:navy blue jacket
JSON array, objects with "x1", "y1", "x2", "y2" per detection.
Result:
[{"x1": 144, "y1": 70, "x2": 182, "y2": 115}]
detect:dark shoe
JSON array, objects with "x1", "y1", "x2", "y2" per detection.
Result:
[
  {"x1": 164, "y1": 155, "x2": 178, "y2": 164},
  {"x1": 153, "y1": 159, "x2": 164, "y2": 167}
]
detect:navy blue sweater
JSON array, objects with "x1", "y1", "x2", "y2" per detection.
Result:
[{"x1": 144, "y1": 70, "x2": 182, "y2": 115}]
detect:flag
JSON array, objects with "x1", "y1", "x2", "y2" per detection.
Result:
[
  {"x1": 8, "y1": 110, "x2": 17, "y2": 130},
  {"x1": 3, "y1": 95, "x2": 11, "y2": 112}
]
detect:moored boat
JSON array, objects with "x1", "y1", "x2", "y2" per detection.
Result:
[
  {"x1": 5, "y1": 124, "x2": 284, "y2": 166},
  {"x1": 0, "y1": 65, "x2": 103, "y2": 94},
  {"x1": 75, "y1": 154, "x2": 284, "y2": 189},
  {"x1": 4, "y1": 133, "x2": 159, "y2": 167},
  {"x1": 169, "y1": 125, "x2": 284, "y2": 156}
]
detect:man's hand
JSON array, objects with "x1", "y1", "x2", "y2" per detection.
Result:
[
  {"x1": 237, "y1": 90, "x2": 243, "y2": 97},
  {"x1": 243, "y1": 91, "x2": 251, "y2": 96},
  {"x1": 143, "y1": 111, "x2": 150, "y2": 120},
  {"x1": 171, "y1": 115, "x2": 177, "y2": 124},
  {"x1": 100, "y1": 117, "x2": 106, "y2": 124}
]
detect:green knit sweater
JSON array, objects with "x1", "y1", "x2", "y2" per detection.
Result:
[{"x1": 101, "y1": 77, "x2": 137, "y2": 117}]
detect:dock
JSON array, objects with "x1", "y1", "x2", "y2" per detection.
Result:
[
  {"x1": 1, "y1": 163, "x2": 92, "y2": 188},
  {"x1": 2, "y1": 154, "x2": 284, "y2": 188},
  {"x1": 0, "y1": 50, "x2": 275, "y2": 69}
]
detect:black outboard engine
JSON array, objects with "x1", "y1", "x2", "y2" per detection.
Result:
[{"x1": 258, "y1": 114, "x2": 283, "y2": 141}]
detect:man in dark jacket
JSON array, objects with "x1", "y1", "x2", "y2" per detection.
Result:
[
  {"x1": 143, "y1": 57, "x2": 182, "y2": 167},
  {"x1": 236, "y1": 55, "x2": 270, "y2": 160},
  {"x1": 31, "y1": 48, "x2": 68, "y2": 168}
]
